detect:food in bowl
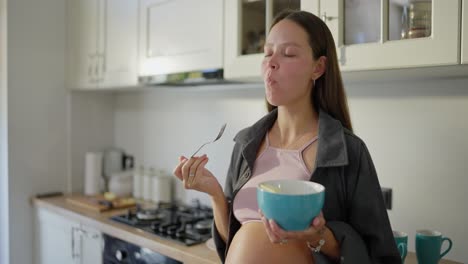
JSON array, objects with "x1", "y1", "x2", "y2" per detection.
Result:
[{"x1": 257, "y1": 180, "x2": 325, "y2": 231}]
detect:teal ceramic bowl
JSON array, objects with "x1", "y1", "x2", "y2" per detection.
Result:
[{"x1": 257, "y1": 180, "x2": 325, "y2": 231}]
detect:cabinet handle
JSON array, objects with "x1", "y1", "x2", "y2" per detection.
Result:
[
  {"x1": 94, "y1": 55, "x2": 99, "y2": 80},
  {"x1": 339, "y1": 46, "x2": 346, "y2": 66},
  {"x1": 96, "y1": 53, "x2": 105, "y2": 83},
  {"x1": 71, "y1": 227, "x2": 80, "y2": 259},
  {"x1": 87, "y1": 54, "x2": 94, "y2": 80},
  {"x1": 87, "y1": 64, "x2": 93, "y2": 79},
  {"x1": 321, "y1": 12, "x2": 338, "y2": 23},
  {"x1": 88, "y1": 54, "x2": 98, "y2": 83},
  {"x1": 71, "y1": 227, "x2": 74, "y2": 259},
  {"x1": 100, "y1": 53, "x2": 106, "y2": 76},
  {"x1": 71, "y1": 227, "x2": 85, "y2": 260}
]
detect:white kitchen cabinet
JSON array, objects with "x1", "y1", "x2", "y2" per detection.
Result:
[
  {"x1": 36, "y1": 208, "x2": 79, "y2": 264},
  {"x1": 224, "y1": 0, "x2": 315, "y2": 81},
  {"x1": 68, "y1": 0, "x2": 138, "y2": 90},
  {"x1": 315, "y1": 0, "x2": 460, "y2": 71},
  {"x1": 462, "y1": 0, "x2": 468, "y2": 64},
  {"x1": 138, "y1": 0, "x2": 223, "y2": 77},
  {"x1": 36, "y1": 208, "x2": 102, "y2": 264},
  {"x1": 68, "y1": 0, "x2": 98, "y2": 90}
]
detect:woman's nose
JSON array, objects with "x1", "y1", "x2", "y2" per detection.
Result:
[{"x1": 267, "y1": 58, "x2": 279, "y2": 70}]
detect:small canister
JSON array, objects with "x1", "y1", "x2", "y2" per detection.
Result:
[
  {"x1": 142, "y1": 167, "x2": 155, "y2": 201},
  {"x1": 152, "y1": 170, "x2": 172, "y2": 204},
  {"x1": 132, "y1": 165, "x2": 144, "y2": 199}
]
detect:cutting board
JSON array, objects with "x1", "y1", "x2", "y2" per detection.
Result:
[{"x1": 66, "y1": 195, "x2": 136, "y2": 212}]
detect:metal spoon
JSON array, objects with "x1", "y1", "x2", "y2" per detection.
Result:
[
  {"x1": 188, "y1": 123, "x2": 226, "y2": 187},
  {"x1": 190, "y1": 123, "x2": 227, "y2": 158}
]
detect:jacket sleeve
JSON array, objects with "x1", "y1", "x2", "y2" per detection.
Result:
[
  {"x1": 326, "y1": 142, "x2": 401, "y2": 264},
  {"x1": 212, "y1": 142, "x2": 241, "y2": 263}
]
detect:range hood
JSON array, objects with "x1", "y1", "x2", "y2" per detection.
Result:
[{"x1": 139, "y1": 69, "x2": 239, "y2": 86}]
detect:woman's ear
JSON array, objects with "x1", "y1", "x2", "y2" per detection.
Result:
[{"x1": 312, "y1": 56, "x2": 327, "y2": 80}]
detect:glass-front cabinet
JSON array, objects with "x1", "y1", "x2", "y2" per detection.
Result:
[
  {"x1": 224, "y1": 0, "x2": 316, "y2": 80},
  {"x1": 462, "y1": 0, "x2": 468, "y2": 64},
  {"x1": 318, "y1": 0, "x2": 460, "y2": 71}
]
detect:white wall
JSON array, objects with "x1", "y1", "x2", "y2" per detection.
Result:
[
  {"x1": 0, "y1": 0, "x2": 9, "y2": 263},
  {"x1": 69, "y1": 92, "x2": 115, "y2": 193},
  {"x1": 114, "y1": 86, "x2": 266, "y2": 204},
  {"x1": 114, "y1": 79, "x2": 468, "y2": 262},
  {"x1": 6, "y1": 0, "x2": 67, "y2": 263}
]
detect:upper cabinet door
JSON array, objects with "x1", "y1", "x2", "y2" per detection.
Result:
[
  {"x1": 97, "y1": 0, "x2": 138, "y2": 88},
  {"x1": 68, "y1": 0, "x2": 138, "y2": 90},
  {"x1": 139, "y1": 0, "x2": 223, "y2": 76},
  {"x1": 462, "y1": 0, "x2": 468, "y2": 64},
  {"x1": 224, "y1": 0, "x2": 312, "y2": 81},
  {"x1": 68, "y1": 0, "x2": 99, "y2": 89},
  {"x1": 320, "y1": 0, "x2": 460, "y2": 71}
]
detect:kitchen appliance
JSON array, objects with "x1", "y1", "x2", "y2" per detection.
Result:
[
  {"x1": 103, "y1": 234, "x2": 182, "y2": 264},
  {"x1": 138, "y1": 69, "x2": 240, "y2": 86},
  {"x1": 110, "y1": 201, "x2": 213, "y2": 246},
  {"x1": 103, "y1": 149, "x2": 134, "y2": 178},
  {"x1": 103, "y1": 148, "x2": 134, "y2": 191}
]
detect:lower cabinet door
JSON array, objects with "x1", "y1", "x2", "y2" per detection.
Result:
[
  {"x1": 36, "y1": 208, "x2": 103, "y2": 264},
  {"x1": 80, "y1": 224, "x2": 103, "y2": 264},
  {"x1": 36, "y1": 208, "x2": 80, "y2": 264}
]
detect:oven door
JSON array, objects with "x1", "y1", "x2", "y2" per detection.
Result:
[{"x1": 103, "y1": 234, "x2": 182, "y2": 264}]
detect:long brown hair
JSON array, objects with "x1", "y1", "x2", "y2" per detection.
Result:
[{"x1": 266, "y1": 10, "x2": 353, "y2": 131}]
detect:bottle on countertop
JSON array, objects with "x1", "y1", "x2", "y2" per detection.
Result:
[{"x1": 133, "y1": 165, "x2": 144, "y2": 199}]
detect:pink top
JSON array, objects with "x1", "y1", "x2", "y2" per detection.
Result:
[{"x1": 233, "y1": 132, "x2": 318, "y2": 224}]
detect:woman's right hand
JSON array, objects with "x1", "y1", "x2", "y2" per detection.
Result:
[{"x1": 173, "y1": 155, "x2": 222, "y2": 197}]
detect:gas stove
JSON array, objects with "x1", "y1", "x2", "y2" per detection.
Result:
[{"x1": 110, "y1": 201, "x2": 213, "y2": 246}]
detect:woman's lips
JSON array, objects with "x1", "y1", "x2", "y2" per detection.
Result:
[{"x1": 265, "y1": 76, "x2": 277, "y2": 86}]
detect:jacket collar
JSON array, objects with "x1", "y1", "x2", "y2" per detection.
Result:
[{"x1": 234, "y1": 108, "x2": 349, "y2": 170}]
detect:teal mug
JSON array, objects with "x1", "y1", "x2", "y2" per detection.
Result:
[
  {"x1": 416, "y1": 229, "x2": 453, "y2": 264},
  {"x1": 393, "y1": 230, "x2": 408, "y2": 263}
]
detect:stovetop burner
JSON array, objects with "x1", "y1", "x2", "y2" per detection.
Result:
[
  {"x1": 111, "y1": 201, "x2": 213, "y2": 246},
  {"x1": 136, "y1": 209, "x2": 167, "y2": 221}
]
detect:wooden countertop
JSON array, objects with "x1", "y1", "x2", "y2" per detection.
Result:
[{"x1": 34, "y1": 195, "x2": 220, "y2": 264}]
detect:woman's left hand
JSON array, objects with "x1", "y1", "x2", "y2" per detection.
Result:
[{"x1": 259, "y1": 210, "x2": 327, "y2": 245}]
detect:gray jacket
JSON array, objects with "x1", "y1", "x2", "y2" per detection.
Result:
[{"x1": 212, "y1": 109, "x2": 401, "y2": 264}]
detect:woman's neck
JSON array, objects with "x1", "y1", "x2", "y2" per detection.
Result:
[{"x1": 275, "y1": 103, "x2": 318, "y2": 142}]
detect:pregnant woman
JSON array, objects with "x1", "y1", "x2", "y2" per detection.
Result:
[{"x1": 173, "y1": 10, "x2": 400, "y2": 264}]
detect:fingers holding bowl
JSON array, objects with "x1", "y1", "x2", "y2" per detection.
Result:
[{"x1": 260, "y1": 211, "x2": 281, "y2": 243}]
